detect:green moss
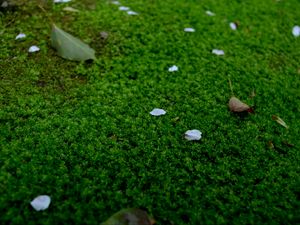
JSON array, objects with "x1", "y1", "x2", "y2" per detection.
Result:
[{"x1": 1, "y1": 0, "x2": 300, "y2": 224}]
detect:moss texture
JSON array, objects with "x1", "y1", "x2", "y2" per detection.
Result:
[{"x1": 0, "y1": 0, "x2": 300, "y2": 224}]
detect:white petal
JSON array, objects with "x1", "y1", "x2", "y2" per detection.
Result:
[
  {"x1": 63, "y1": 6, "x2": 80, "y2": 12},
  {"x1": 111, "y1": 1, "x2": 120, "y2": 5},
  {"x1": 292, "y1": 25, "x2": 300, "y2": 37},
  {"x1": 205, "y1": 10, "x2": 215, "y2": 16},
  {"x1": 212, "y1": 49, "x2": 224, "y2": 56},
  {"x1": 119, "y1": 6, "x2": 130, "y2": 11},
  {"x1": 28, "y1": 46, "x2": 40, "y2": 53},
  {"x1": 16, "y1": 33, "x2": 26, "y2": 40},
  {"x1": 168, "y1": 65, "x2": 178, "y2": 72},
  {"x1": 30, "y1": 195, "x2": 51, "y2": 211},
  {"x1": 229, "y1": 22, "x2": 237, "y2": 30},
  {"x1": 127, "y1": 11, "x2": 138, "y2": 15},
  {"x1": 1, "y1": 1, "x2": 8, "y2": 7},
  {"x1": 150, "y1": 108, "x2": 166, "y2": 116},
  {"x1": 185, "y1": 130, "x2": 202, "y2": 141},
  {"x1": 54, "y1": 0, "x2": 71, "y2": 3},
  {"x1": 184, "y1": 28, "x2": 195, "y2": 32}
]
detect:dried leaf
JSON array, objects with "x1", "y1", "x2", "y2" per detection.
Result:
[
  {"x1": 272, "y1": 115, "x2": 288, "y2": 129},
  {"x1": 229, "y1": 97, "x2": 250, "y2": 112},
  {"x1": 51, "y1": 24, "x2": 96, "y2": 61},
  {"x1": 101, "y1": 208, "x2": 154, "y2": 225}
]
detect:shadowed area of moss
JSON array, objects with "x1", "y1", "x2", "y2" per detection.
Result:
[{"x1": 1, "y1": 0, "x2": 300, "y2": 224}]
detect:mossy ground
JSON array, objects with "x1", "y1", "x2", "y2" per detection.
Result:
[{"x1": 1, "y1": 0, "x2": 300, "y2": 224}]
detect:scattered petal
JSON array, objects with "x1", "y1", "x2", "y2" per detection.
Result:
[
  {"x1": 101, "y1": 208, "x2": 154, "y2": 225},
  {"x1": 54, "y1": 0, "x2": 71, "y2": 3},
  {"x1": 150, "y1": 108, "x2": 166, "y2": 116},
  {"x1": 168, "y1": 65, "x2": 178, "y2": 72},
  {"x1": 1, "y1": 1, "x2": 8, "y2": 8},
  {"x1": 30, "y1": 195, "x2": 51, "y2": 211},
  {"x1": 111, "y1": 0, "x2": 120, "y2": 5},
  {"x1": 185, "y1": 130, "x2": 202, "y2": 141},
  {"x1": 184, "y1": 28, "x2": 195, "y2": 32},
  {"x1": 212, "y1": 49, "x2": 225, "y2": 56},
  {"x1": 229, "y1": 22, "x2": 237, "y2": 30},
  {"x1": 63, "y1": 6, "x2": 80, "y2": 12},
  {"x1": 119, "y1": 6, "x2": 130, "y2": 11},
  {"x1": 205, "y1": 10, "x2": 215, "y2": 16},
  {"x1": 292, "y1": 25, "x2": 300, "y2": 37},
  {"x1": 100, "y1": 31, "x2": 109, "y2": 40},
  {"x1": 16, "y1": 33, "x2": 26, "y2": 40},
  {"x1": 127, "y1": 10, "x2": 138, "y2": 15},
  {"x1": 272, "y1": 115, "x2": 288, "y2": 129},
  {"x1": 229, "y1": 97, "x2": 250, "y2": 113},
  {"x1": 28, "y1": 45, "x2": 40, "y2": 53}
]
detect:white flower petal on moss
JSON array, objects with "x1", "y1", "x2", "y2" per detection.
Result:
[
  {"x1": 127, "y1": 11, "x2": 138, "y2": 15},
  {"x1": 205, "y1": 10, "x2": 215, "y2": 16},
  {"x1": 184, "y1": 28, "x2": 195, "y2": 32},
  {"x1": 54, "y1": 0, "x2": 71, "y2": 3},
  {"x1": 212, "y1": 49, "x2": 224, "y2": 56},
  {"x1": 150, "y1": 108, "x2": 166, "y2": 116},
  {"x1": 16, "y1": 33, "x2": 26, "y2": 40},
  {"x1": 185, "y1": 129, "x2": 202, "y2": 141},
  {"x1": 28, "y1": 46, "x2": 40, "y2": 53},
  {"x1": 111, "y1": 1, "x2": 120, "y2": 5},
  {"x1": 229, "y1": 22, "x2": 237, "y2": 30},
  {"x1": 119, "y1": 6, "x2": 130, "y2": 11},
  {"x1": 168, "y1": 65, "x2": 178, "y2": 72},
  {"x1": 292, "y1": 25, "x2": 300, "y2": 37},
  {"x1": 30, "y1": 195, "x2": 51, "y2": 211}
]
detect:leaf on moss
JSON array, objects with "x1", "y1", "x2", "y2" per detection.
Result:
[
  {"x1": 272, "y1": 115, "x2": 288, "y2": 129},
  {"x1": 51, "y1": 24, "x2": 96, "y2": 61},
  {"x1": 101, "y1": 208, "x2": 154, "y2": 225},
  {"x1": 229, "y1": 97, "x2": 250, "y2": 112}
]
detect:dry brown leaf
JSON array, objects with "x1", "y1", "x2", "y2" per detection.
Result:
[
  {"x1": 229, "y1": 97, "x2": 250, "y2": 112},
  {"x1": 272, "y1": 115, "x2": 288, "y2": 129}
]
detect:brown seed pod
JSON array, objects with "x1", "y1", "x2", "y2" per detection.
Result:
[{"x1": 229, "y1": 97, "x2": 250, "y2": 112}]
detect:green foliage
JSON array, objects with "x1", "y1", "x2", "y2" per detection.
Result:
[{"x1": 0, "y1": 0, "x2": 300, "y2": 224}]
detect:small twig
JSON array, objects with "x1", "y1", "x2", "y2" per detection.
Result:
[
  {"x1": 38, "y1": 3, "x2": 54, "y2": 25},
  {"x1": 228, "y1": 76, "x2": 234, "y2": 96}
]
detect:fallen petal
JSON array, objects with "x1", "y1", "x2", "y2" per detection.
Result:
[
  {"x1": 119, "y1": 6, "x2": 130, "y2": 11},
  {"x1": 150, "y1": 108, "x2": 166, "y2": 116},
  {"x1": 184, "y1": 28, "x2": 195, "y2": 32},
  {"x1": 127, "y1": 11, "x2": 138, "y2": 15},
  {"x1": 16, "y1": 33, "x2": 26, "y2": 40},
  {"x1": 205, "y1": 10, "x2": 215, "y2": 16},
  {"x1": 63, "y1": 6, "x2": 80, "y2": 12},
  {"x1": 185, "y1": 130, "x2": 202, "y2": 141},
  {"x1": 168, "y1": 65, "x2": 178, "y2": 72},
  {"x1": 229, "y1": 22, "x2": 237, "y2": 30},
  {"x1": 30, "y1": 195, "x2": 51, "y2": 211},
  {"x1": 28, "y1": 45, "x2": 40, "y2": 53},
  {"x1": 292, "y1": 25, "x2": 300, "y2": 37},
  {"x1": 111, "y1": 0, "x2": 120, "y2": 5},
  {"x1": 54, "y1": 0, "x2": 71, "y2": 3},
  {"x1": 229, "y1": 97, "x2": 250, "y2": 112},
  {"x1": 212, "y1": 49, "x2": 224, "y2": 55}
]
